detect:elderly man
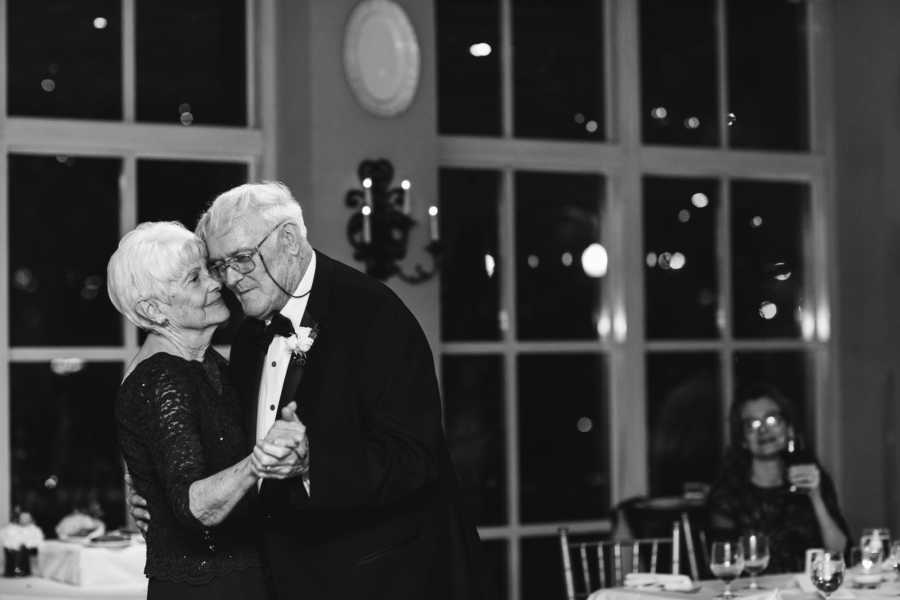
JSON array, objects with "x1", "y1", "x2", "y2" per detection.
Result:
[{"x1": 132, "y1": 182, "x2": 489, "y2": 599}]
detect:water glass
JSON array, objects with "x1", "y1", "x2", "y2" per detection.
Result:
[
  {"x1": 811, "y1": 552, "x2": 845, "y2": 600},
  {"x1": 741, "y1": 532, "x2": 771, "y2": 589},
  {"x1": 861, "y1": 528, "x2": 891, "y2": 570},
  {"x1": 710, "y1": 541, "x2": 745, "y2": 599}
]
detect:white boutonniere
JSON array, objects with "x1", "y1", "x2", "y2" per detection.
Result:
[{"x1": 285, "y1": 324, "x2": 318, "y2": 366}]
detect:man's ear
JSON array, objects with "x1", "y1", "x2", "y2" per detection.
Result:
[
  {"x1": 135, "y1": 299, "x2": 168, "y2": 327},
  {"x1": 279, "y1": 222, "x2": 304, "y2": 256}
]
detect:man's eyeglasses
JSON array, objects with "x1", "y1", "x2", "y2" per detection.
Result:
[
  {"x1": 742, "y1": 413, "x2": 786, "y2": 435},
  {"x1": 207, "y1": 220, "x2": 288, "y2": 282}
]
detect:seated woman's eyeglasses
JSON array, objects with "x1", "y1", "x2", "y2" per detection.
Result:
[{"x1": 742, "y1": 413, "x2": 785, "y2": 435}]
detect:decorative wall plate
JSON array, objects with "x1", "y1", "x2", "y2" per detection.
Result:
[{"x1": 343, "y1": 0, "x2": 420, "y2": 117}]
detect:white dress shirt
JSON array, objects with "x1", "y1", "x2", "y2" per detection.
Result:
[{"x1": 256, "y1": 252, "x2": 316, "y2": 493}]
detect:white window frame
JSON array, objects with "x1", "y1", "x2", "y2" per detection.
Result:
[
  {"x1": 438, "y1": 1, "x2": 838, "y2": 599},
  {"x1": 0, "y1": 0, "x2": 277, "y2": 525}
]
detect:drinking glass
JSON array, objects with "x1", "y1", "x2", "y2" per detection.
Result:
[
  {"x1": 860, "y1": 528, "x2": 891, "y2": 570},
  {"x1": 783, "y1": 434, "x2": 814, "y2": 493},
  {"x1": 741, "y1": 532, "x2": 770, "y2": 589},
  {"x1": 710, "y1": 541, "x2": 745, "y2": 599},
  {"x1": 811, "y1": 552, "x2": 845, "y2": 600}
]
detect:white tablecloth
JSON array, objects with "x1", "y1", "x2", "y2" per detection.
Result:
[
  {"x1": 588, "y1": 573, "x2": 891, "y2": 600},
  {"x1": 36, "y1": 541, "x2": 145, "y2": 587},
  {"x1": 0, "y1": 576, "x2": 146, "y2": 600}
]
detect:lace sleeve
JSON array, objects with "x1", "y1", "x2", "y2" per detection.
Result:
[{"x1": 142, "y1": 362, "x2": 207, "y2": 532}]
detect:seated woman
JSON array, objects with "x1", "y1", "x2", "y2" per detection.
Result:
[
  {"x1": 108, "y1": 222, "x2": 302, "y2": 599},
  {"x1": 707, "y1": 383, "x2": 849, "y2": 573}
]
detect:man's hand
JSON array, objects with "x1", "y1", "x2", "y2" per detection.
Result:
[
  {"x1": 125, "y1": 472, "x2": 150, "y2": 536},
  {"x1": 251, "y1": 402, "x2": 309, "y2": 479}
]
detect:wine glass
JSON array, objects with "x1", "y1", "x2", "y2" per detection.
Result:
[
  {"x1": 710, "y1": 541, "x2": 745, "y2": 599},
  {"x1": 741, "y1": 532, "x2": 770, "y2": 590},
  {"x1": 860, "y1": 528, "x2": 891, "y2": 570},
  {"x1": 811, "y1": 552, "x2": 845, "y2": 600}
]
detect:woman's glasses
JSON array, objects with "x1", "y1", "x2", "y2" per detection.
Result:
[{"x1": 742, "y1": 413, "x2": 786, "y2": 435}]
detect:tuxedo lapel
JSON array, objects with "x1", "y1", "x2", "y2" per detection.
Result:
[{"x1": 278, "y1": 251, "x2": 335, "y2": 419}]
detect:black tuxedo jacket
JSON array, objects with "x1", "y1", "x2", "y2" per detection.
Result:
[{"x1": 230, "y1": 251, "x2": 490, "y2": 599}]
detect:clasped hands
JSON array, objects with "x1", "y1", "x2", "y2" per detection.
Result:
[{"x1": 251, "y1": 401, "x2": 309, "y2": 480}]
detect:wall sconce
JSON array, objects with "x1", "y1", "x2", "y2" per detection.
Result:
[{"x1": 345, "y1": 158, "x2": 441, "y2": 283}]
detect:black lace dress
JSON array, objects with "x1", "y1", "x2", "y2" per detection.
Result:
[
  {"x1": 116, "y1": 350, "x2": 269, "y2": 599},
  {"x1": 707, "y1": 467, "x2": 850, "y2": 573}
]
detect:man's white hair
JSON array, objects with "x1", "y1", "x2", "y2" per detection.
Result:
[
  {"x1": 107, "y1": 221, "x2": 205, "y2": 330},
  {"x1": 195, "y1": 181, "x2": 307, "y2": 243}
]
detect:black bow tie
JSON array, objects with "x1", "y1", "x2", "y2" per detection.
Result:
[{"x1": 263, "y1": 313, "x2": 295, "y2": 342}]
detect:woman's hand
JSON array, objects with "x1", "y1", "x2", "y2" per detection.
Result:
[
  {"x1": 250, "y1": 402, "x2": 309, "y2": 480},
  {"x1": 787, "y1": 463, "x2": 821, "y2": 496}
]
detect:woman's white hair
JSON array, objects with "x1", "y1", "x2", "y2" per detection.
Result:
[
  {"x1": 195, "y1": 181, "x2": 307, "y2": 243},
  {"x1": 107, "y1": 221, "x2": 205, "y2": 330}
]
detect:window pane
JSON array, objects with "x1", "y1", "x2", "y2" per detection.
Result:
[
  {"x1": 516, "y1": 172, "x2": 606, "y2": 340},
  {"x1": 521, "y1": 536, "x2": 569, "y2": 600},
  {"x1": 482, "y1": 540, "x2": 509, "y2": 600},
  {"x1": 440, "y1": 169, "x2": 502, "y2": 341},
  {"x1": 640, "y1": 0, "x2": 718, "y2": 146},
  {"x1": 11, "y1": 362, "x2": 125, "y2": 537},
  {"x1": 644, "y1": 177, "x2": 720, "y2": 339},
  {"x1": 727, "y1": 0, "x2": 808, "y2": 150},
  {"x1": 442, "y1": 355, "x2": 505, "y2": 526},
  {"x1": 436, "y1": 0, "x2": 501, "y2": 136},
  {"x1": 137, "y1": 0, "x2": 246, "y2": 126},
  {"x1": 519, "y1": 354, "x2": 609, "y2": 522},
  {"x1": 733, "y1": 351, "x2": 812, "y2": 446},
  {"x1": 8, "y1": 0, "x2": 122, "y2": 119},
  {"x1": 647, "y1": 353, "x2": 722, "y2": 497},
  {"x1": 513, "y1": 0, "x2": 605, "y2": 140},
  {"x1": 9, "y1": 154, "x2": 122, "y2": 346},
  {"x1": 137, "y1": 159, "x2": 248, "y2": 345},
  {"x1": 731, "y1": 180, "x2": 809, "y2": 339}
]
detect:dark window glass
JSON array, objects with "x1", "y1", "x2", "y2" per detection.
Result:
[
  {"x1": 442, "y1": 355, "x2": 505, "y2": 526},
  {"x1": 521, "y1": 536, "x2": 570, "y2": 600},
  {"x1": 11, "y1": 362, "x2": 125, "y2": 538},
  {"x1": 8, "y1": 0, "x2": 122, "y2": 119},
  {"x1": 436, "y1": 0, "x2": 501, "y2": 135},
  {"x1": 646, "y1": 353, "x2": 721, "y2": 497},
  {"x1": 512, "y1": 0, "x2": 605, "y2": 140},
  {"x1": 733, "y1": 351, "x2": 812, "y2": 446},
  {"x1": 519, "y1": 354, "x2": 608, "y2": 522},
  {"x1": 640, "y1": 0, "x2": 718, "y2": 146},
  {"x1": 440, "y1": 169, "x2": 501, "y2": 341},
  {"x1": 9, "y1": 154, "x2": 121, "y2": 346},
  {"x1": 731, "y1": 180, "x2": 809, "y2": 339},
  {"x1": 137, "y1": 0, "x2": 246, "y2": 126},
  {"x1": 516, "y1": 172, "x2": 606, "y2": 340},
  {"x1": 482, "y1": 540, "x2": 509, "y2": 600},
  {"x1": 727, "y1": 0, "x2": 808, "y2": 150},
  {"x1": 644, "y1": 178, "x2": 720, "y2": 339},
  {"x1": 137, "y1": 159, "x2": 248, "y2": 345}
]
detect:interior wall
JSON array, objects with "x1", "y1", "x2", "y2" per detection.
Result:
[
  {"x1": 273, "y1": 0, "x2": 440, "y2": 350},
  {"x1": 833, "y1": 0, "x2": 900, "y2": 540}
]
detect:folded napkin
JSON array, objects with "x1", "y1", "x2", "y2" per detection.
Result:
[{"x1": 624, "y1": 573, "x2": 695, "y2": 591}]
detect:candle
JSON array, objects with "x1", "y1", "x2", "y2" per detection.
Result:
[
  {"x1": 428, "y1": 205, "x2": 439, "y2": 241},
  {"x1": 401, "y1": 179, "x2": 411, "y2": 214},
  {"x1": 362, "y1": 177, "x2": 372, "y2": 208},
  {"x1": 361, "y1": 204, "x2": 372, "y2": 243}
]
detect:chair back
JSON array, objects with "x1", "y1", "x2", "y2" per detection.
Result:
[{"x1": 558, "y1": 521, "x2": 690, "y2": 600}]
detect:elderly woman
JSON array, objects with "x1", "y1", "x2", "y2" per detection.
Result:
[
  {"x1": 108, "y1": 222, "x2": 299, "y2": 600},
  {"x1": 707, "y1": 383, "x2": 849, "y2": 573}
]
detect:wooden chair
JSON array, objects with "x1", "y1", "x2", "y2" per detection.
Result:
[{"x1": 559, "y1": 521, "x2": 696, "y2": 600}]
